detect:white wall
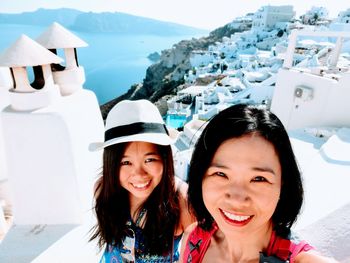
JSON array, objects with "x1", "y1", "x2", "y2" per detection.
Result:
[
  {"x1": 190, "y1": 52, "x2": 215, "y2": 67},
  {"x1": 283, "y1": 105, "x2": 350, "y2": 262},
  {"x1": 299, "y1": 203, "x2": 350, "y2": 262},
  {"x1": 0, "y1": 67, "x2": 13, "y2": 236},
  {"x1": 271, "y1": 69, "x2": 350, "y2": 130},
  {"x1": 1, "y1": 89, "x2": 104, "y2": 224},
  {"x1": 0, "y1": 67, "x2": 12, "y2": 181}
]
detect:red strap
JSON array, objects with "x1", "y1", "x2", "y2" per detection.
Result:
[
  {"x1": 266, "y1": 231, "x2": 314, "y2": 262},
  {"x1": 183, "y1": 224, "x2": 218, "y2": 262},
  {"x1": 266, "y1": 231, "x2": 292, "y2": 260},
  {"x1": 184, "y1": 227, "x2": 314, "y2": 263}
]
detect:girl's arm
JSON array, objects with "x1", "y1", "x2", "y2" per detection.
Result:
[
  {"x1": 93, "y1": 176, "x2": 102, "y2": 198},
  {"x1": 175, "y1": 176, "x2": 196, "y2": 235}
]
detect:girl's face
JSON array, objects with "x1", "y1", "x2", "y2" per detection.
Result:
[
  {"x1": 202, "y1": 134, "x2": 281, "y2": 237},
  {"x1": 119, "y1": 142, "x2": 164, "y2": 206}
]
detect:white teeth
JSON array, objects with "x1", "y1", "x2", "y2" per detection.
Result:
[
  {"x1": 222, "y1": 210, "x2": 250, "y2": 221},
  {"x1": 133, "y1": 181, "x2": 150, "y2": 188}
]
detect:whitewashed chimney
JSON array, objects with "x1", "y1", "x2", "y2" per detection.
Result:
[
  {"x1": 36, "y1": 22, "x2": 88, "y2": 96},
  {"x1": 0, "y1": 32, "x2": 104, "y2": 227},
  {"x1": 0, "y1": 34, "x2": 63, "y2": 111}
]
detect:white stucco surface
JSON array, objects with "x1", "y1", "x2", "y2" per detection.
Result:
[
  {"x1": 0, "y1": 67, "x2": 11, "y2": 181},
  {"x1": 0, "y1": 212, "x2": 102, "y2": 263},
  {"x1": 290, "y1": 128, "x2": 350, "y2": 262},
  {"x1": 1, "y1": 89, "x2": 103, "y2": 225}
]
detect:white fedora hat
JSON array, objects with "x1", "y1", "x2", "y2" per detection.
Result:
[{"x1": 91, "y1": 99, "x2": 173, "y2": 151}]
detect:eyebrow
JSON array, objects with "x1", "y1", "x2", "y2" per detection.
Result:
[
  {"x1": 122, "y1": 152, "x2": 160, "y2": 158},
  {"x1": 252, "y1": 167, "x2": 276, "y2": 175},
  {"x1": 144, "y1": 152, "x2": 160, "y2": 156},
  {"x1": 208, "y1": 163, "x2": 226, "y2": 169},
  {"x1": 208, "y1": 163, "x2": 276, "y2": 175}
]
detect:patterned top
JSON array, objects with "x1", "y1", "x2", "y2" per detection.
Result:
[
  {"x1": 182, "y1": 223, "x2": 314, "y2": 263},
  {"x1": 100, "y1": 210, "x2": 181, "y2": 263}
]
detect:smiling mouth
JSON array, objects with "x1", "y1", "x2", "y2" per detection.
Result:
[
  {"x1": 219, "y1": 208, "x2": 253, "y2": 226},
  {"x1": 131, "y1": 180, "x2": 151, "y2": 190}
]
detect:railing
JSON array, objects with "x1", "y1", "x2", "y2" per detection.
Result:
[{"x1": 283, "y1": 29, "x2": 350, "y2": 69}]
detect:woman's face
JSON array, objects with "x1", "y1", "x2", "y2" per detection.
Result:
[
  {"x1": 202, "y1": 134, "x2": 281, "y2": 237},
  {"x1": 119, "y1": 142, "x2": 164, "y2": 206}
]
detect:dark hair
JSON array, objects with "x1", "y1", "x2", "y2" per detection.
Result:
[
  {"x1": 188, "y1": 104, "x2": 303, "y2": 236},
  {"x1": 90, "y1": 142, "x2": 180, "y2": 255}
]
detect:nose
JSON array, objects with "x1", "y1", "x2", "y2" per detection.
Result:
[
  {"x1": 225, "y1": 181, "x2": 250, "y2": 203},
  {"x1": 133, "y1": 164, "x2": 147, "y2": 177}
]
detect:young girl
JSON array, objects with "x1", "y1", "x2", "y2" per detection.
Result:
[
  {"x1": 90, "y1": 99, "x2": 193, "y2": 262},
  {"x1": 180, "y1": 104, "x2": 337, "y2": 263}
]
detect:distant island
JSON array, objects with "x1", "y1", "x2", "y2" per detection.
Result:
[
  {"x1": 0, "y1": 8, "x2": 208, "y2": 35},
  {"x1": 147, "y1": 52, "x2": 161, "y2": 62}
]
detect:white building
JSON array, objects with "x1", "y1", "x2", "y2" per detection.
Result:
[
  {"x1": 300, "y1": 6, "x2": 329, "y2": 25},
  {"x1": 335, "y1": 8, "x2": 350, "y2": 24},
  {"x1": 330, "y1": 8, "x2": 350, "y2": 32},
  {"x1": 252, "y1": 5, "x2": 295, "y2": 31},
  {"x1": 189, "y1": 50, "x2": 217, "y2": 68},
  {"x1": 271, "y1": 30, "x2": 350, "y2": 130},
  {"x1": 228, "y1": 16, "x2": 252, "y2": 30}
]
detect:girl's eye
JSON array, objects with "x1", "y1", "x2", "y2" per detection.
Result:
[
  {"x1": 121, "y1": 160, "x2": 131, "y2": 166},
  {"x1": 252, "y1": 176, "x2": 267, "y2": 182},
  {"x1": 214, "y1": 171, "x2": 227, "y2": 178}
]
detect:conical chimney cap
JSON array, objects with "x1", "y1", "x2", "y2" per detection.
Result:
[
  {"x1": 0, "y1": 34, "x2": 63, "y2": 67},
  {"x1": 36, "y1": 22, "x2": 88, "y2": 49}
]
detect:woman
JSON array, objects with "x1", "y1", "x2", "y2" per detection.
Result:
[
  {"x1": 180, "y1": 104, "x2": 337, "y2": 263},
  {"x1": 90, "y1": 99, "x2": 193, "y2": 262}
]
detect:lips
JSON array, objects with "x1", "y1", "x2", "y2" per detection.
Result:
[
  {"x1": 131, "y1": 180, "x2": 151, "y2": 190},
  {"x1": 219, "y1": 208, "x2": 253, "y2": 226}
]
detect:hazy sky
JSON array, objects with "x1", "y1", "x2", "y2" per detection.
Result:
[{"x1": 1, "y1": 0, "x2": 348, "y2": 30}]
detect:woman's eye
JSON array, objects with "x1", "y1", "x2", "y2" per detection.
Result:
[
  {"x1": 145, "y1": 158, "x2": 157, "y2": 163},
  {"x1": 252, "y1": 176, "x2": 267, "y2": 182},
  {"x1": 120, "y1": 160, "x2": 131, "y2": 166}
]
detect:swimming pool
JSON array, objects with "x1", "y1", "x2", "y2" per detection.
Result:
[{"x1": 166, "y1": 114, "x2": 187, "y2": 129}]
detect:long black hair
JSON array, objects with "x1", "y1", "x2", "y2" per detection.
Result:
[
  {"x1": 90, "y1": 142, "x2": 180, "y2": 255},
  {"x1": 188, "y1": 104, "x2": 303, "y2": 237}
]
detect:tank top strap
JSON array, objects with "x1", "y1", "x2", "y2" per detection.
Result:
[
  {"x1": 135, "y1": 208, "x2": 147, "y2": 227},
  {"x1": 183, "y1": 223, "x2": 218, "y2": 263},
  {"x1": 266, "y1": 230, "x2": 292, "y2": 261},
  {"x1": 266, "y1": 230, "x2": 314, "y2": 263}
]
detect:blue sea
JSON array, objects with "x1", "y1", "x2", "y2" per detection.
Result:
[{"x1": 0, "y1": 24, "x2": 207, "y2": 104}]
